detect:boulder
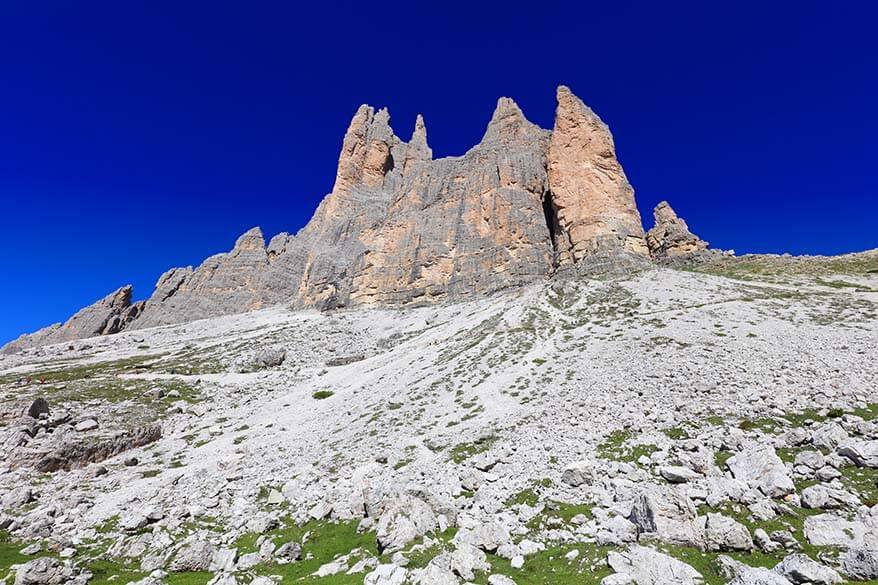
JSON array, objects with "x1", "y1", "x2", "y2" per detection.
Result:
[
  {"x1": 606, "y1": 545, "x2": 703, "y2": 585},
  {"x1": 453, "y1": 519, "x2": 512, "y2": 553},
  {"x1": 699, "y1": 513, "x2": 753, "y2": 552},
  {"x1": 810, "y1": 423, "x2": 848, "y2": 452},
  {"x1": 773, "y1": 554, "x2": 842, "y2": 584},
  {"x1": 364, "y1": 564, "x2": 408, "y2": 585},
  {"x1": 24, "y1": 399, "x2": 50, "y2": 420},
  {"x1": 629, "y1": 486, "x2": 703, "y2": 547},
  {"x1": 837, "y1": 440, "x2": 878, "y2": 468},
  {"x1": 659, "y1": 466, "x2": 700, "y2": 484},
  {"x1": 803, "y1": 513, "x2": 876, "y2": 548},
  {"x1": 13, "y1": 557, "x2": 73, "y2": 585},
  {"x1": 841, "y1": 547, "x2": 878, "y2": 580},
  {"x1": 561, "y1": 460, "x2": 593, "y2": 486},
  {"x1": 168, "y1": 535, "x2": 216, "y2": 572},
  {"x1": 800, "y1": 484, "x2": 859, "y2": 510},
  {"x1": 726, "y1": 446, "x2": 795, "y2": 498},
  {"x1": 376, "y1": 496, "x2": 439, "y2": 552}
]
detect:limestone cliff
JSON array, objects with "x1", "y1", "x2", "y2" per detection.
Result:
[
  {"x1": 4, "y1": 86, "x2": 711, "y2": 353},
  {"x1": 547, "y1": 86, "x2": 649, "y2": 269}
]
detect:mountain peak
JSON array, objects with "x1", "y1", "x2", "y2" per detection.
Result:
[{"x1": 481, "y1": 97, "x2": 543, "y2": 144}]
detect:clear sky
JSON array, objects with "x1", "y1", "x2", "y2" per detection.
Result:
[{"x1": 1, "y1": 1, "x2": 876, "y2": 345}]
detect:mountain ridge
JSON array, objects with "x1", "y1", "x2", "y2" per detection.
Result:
[{"x1": 4, "y1": 85, "x2": 719, "y2": 354}]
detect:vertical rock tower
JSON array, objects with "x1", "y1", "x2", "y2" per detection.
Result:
[{"x1": 547, "y1": 86, "x2": 649, "y2": 268}]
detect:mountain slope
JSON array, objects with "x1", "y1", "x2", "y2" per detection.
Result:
[{"x1": 1, "y1": 266, "x2": 876, "y2": 583}]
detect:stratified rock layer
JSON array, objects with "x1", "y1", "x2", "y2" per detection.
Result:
[{"x1": 5, "y1": 86, "x2": 709, "y2": 352}]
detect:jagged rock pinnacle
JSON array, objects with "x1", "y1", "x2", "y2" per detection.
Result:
[
  {"x1": 646, "y1": 201, "x2": 709, "y2": 259},
  {"x1": 402, "y1": 114, "x2": 432, "y2": 175},
  {"x1": 481, "y1": 97, "x2": 544, "y2": 144}
]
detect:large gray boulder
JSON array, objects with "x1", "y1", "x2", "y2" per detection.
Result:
[
  {"x1": 725, "y1": 446, "x2": 795, "y2": 498},
  {"x1": 629, "y1": 486, "x2": 703, "y2": 548},
  {"x1": 837, "y1": 439, "x2": 878, "y2": 468},
  {"x1": 13, "y1": 558, "x2": 73, "y2": 585},
  {"x1": 803, "y1": 513, "x2": 877, "y2": 548},
  {"x1": 168, "y1": 535, "x2": 216, "y2": 572},
  {"x1": 606, "y1": 545, "x2": 703, "y2": 585},
  {"x1": 773, "y1": 554, "x2": 842, "y2": 584},
  {"x1": 376, "y1": 496, "x2": 439, "y2": 552},
  {"x1": 841, "y1": 547, "x2": 878, "y2": 580},
  {"x1": 698, "y1": 513, "x2": 753, "y2": 552}
]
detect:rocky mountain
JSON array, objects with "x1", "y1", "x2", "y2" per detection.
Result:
[
  {"x1": 2, "y1": 83, "x2": 878, "y2": 585},
  {"x1": 3, "y1": 86, "x2": 710, "y2": 354}
]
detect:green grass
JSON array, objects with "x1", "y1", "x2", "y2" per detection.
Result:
[
  {"x1": 235, "y1": 518, "x2": 378, "y2": 583},
  {"x1": 540, "y1": 501, "x2": 593, "y2": 525},
  {"x1": 472, "y1": 544, "x2": 615, "y2": 584},
  {"x1": 688, "y1": 253, "x2": 878, "y2": 280},
  {"x1": 815, "y1": 278, "x2": 874, "y2": 290},
  {"x1": 851, "y1": 403, "x2": 878, "y2": 421},
  {"x1": 312, "y1": 390, "x2": 334, "y2": 400},
  {"x1": 841, "y1": 465, "x2": 878, "y2": 507},
  {"x1": 449, "y1": 434, "x2": 497, "y2": 464},
  {"x1": 0, "y1": 531, "x2": 33, "y2": 582},
  {"x1": 737, "y1": 417, "x2": 782, "y2": 434},
  {"x1": 659, "y1": 543, "x2": 778, "y2": 585},
  {"x1": 696, "y1": 500, "x2": 826, "y2": 560},
  {"x1": 0, "y1": 529, "x2": 212, "y2": 585},
  {"x1": 663, "y1": 426, "x2": 691, "y2": 440},
  {"x1": 505, "y1": 479, "x2": 553, "y2": 508},
  {"x1": 597, "y1": 430, "x2": 657, "y2": 463}
]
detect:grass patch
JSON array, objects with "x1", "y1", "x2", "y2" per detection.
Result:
[
  {"x1": 236, "y1": 518, "x2": 378, "y2": 583},
  {"x1": 312, "y1": 390, "x2": 334, "y2": 400},
  {"x1": 473, "y1": 544, "x2": 614, "y2": 584},
  {"x1": 449, "y1": 434, "x2": 497, "y2": 464},
  {"x1": 597, "y1": 430, "x2": 657, "y2": 463}
]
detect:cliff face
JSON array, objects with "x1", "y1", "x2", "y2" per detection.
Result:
[
  {"x1": 547, "y1": 87, "x2": 648, "y2": 268},
  {"x1": 5, "y1": 86, "x2": 706, "y2": 353}
]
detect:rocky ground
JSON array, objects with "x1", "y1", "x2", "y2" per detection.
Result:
[{"x1": 1, "y1": 260, "x2": 877, "y2": 585}]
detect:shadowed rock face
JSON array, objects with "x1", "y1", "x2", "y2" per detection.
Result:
[{"x1": 5, "y1": 86, "x2": 708, "y2": 352}]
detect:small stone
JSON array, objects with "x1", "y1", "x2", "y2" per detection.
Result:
[
  {"x1": 659, "y1": 465, "x2": 700, "y2": 483},
  {"x1": 75, "y1": 419, "x2": 98, "y2": 432}
]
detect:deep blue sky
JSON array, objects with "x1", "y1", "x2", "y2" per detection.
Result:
[{"x1": 1, "y1": 1, "x2": 876, "y2": 344}]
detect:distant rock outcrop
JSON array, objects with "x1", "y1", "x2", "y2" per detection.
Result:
[
  {"x1": 3, "y1": 286, "x2": 142, "y2": 354},
  {"x1": 646, "y1": 201, "x2": 709, "y2": 259},
  {"x1": 4, "y1": 86, "x2": 714, "y2": 353}
]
